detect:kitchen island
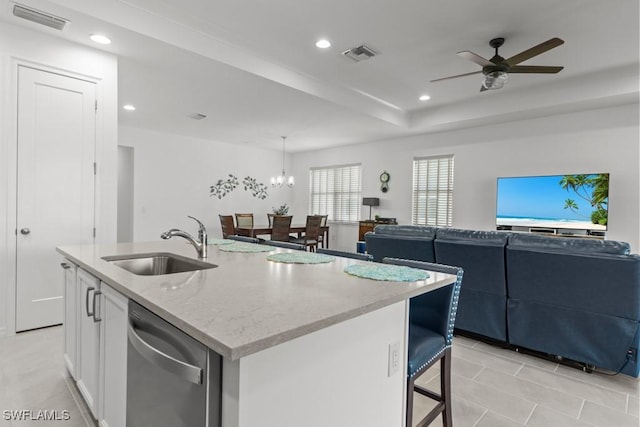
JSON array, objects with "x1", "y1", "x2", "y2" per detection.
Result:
[{"x1": 57, "y1": 241, "x2": 455, "y2": 427}]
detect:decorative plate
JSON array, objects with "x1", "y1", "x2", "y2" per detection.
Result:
[
  {"x1": 219, "y1": 243, "x2": 274, "y2": 253},
  {"x1": 267, "y1": 252, "x2": 335, "y2": 264},
  {"x1": 207, "y1": 238, "x2": 234, "y2": 245},
  {"x1": 344, "y1": 264, "x2": 429, "y2": 282}
]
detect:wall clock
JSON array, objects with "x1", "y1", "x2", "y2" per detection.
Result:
[{"x1": 380, "y1": 171, "x2": 390, "y2": 193}]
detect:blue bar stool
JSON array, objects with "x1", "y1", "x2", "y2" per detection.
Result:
[
  {"x1": 383, "y1": 258, "x2": 463, "y2": 427},
  {"x1": 317, "y1": 248, "x2": 373, "y2": 261}
]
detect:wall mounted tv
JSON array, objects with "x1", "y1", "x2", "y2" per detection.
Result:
[{"x1": 496, "y1": 173, "x2": 609, "y2": 232}]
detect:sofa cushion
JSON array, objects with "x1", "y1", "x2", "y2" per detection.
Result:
[
  {"x1": 436, "y1": 228, "x2": 510, "y2": 245},
  {"x1": 508, "y1": 233, "x2": 631, "y2": 255},
  {"x1": 373, "y1": 225, "x2": 437, "y2": 239},
  {"x1": 506, "y1": 248, "x2": 640, "y2": 320},
  {"x1": 365, "y1": 226, "x2": 436, "y2": 263}
]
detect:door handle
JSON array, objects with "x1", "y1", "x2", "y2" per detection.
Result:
[
  {"x1": 20, "y1": 228, "x2": 30, "y2": 235},
  {"x1": 127, "y1": 322, "x2": 203, "y2": 384},
  {"x1": 85, "y1": 286, "x2": 95, "y2": 317},
  {"x1": 61, "y1": 262, "x2": 71, "y2": 269},
  {"x1": 92, "y1": 291, "x2": 102, "y2": 323}
]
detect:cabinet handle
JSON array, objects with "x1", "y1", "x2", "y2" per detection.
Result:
[
  {"x1": 86, "y1": 286, "x2": 95, "y2": 317},
  {"x1": 61, "y1": 262, "x2": 71, "y2": 270},
  {"x1": 92, "y1": 291, "x2": 102, "y2": 323}
]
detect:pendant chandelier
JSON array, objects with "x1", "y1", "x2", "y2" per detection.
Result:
[{"x1": 271, "y1": 136, "x2": 294, "y2": 188}]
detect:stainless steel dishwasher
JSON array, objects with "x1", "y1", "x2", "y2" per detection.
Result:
[{"x1": 127, "y1": 301, "x2": 221, "y2": 427}]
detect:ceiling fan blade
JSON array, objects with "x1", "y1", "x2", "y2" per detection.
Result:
[
  {"x1": 508, "y1": 65, "x2": 564, "y2": 74},
  {"x1": 505, "y1": 38, "x2": 564, "y2": 66},
  {"x1": 457, "y1": 51, "x2": 493, "y2": 67},
  {"x1": 430, "y1": 70, "x2": 482, "y2": 83}
]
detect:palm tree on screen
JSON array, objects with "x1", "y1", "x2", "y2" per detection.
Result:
[{"x1": 560, "y1": 174, "x2": 608, "y2": 225}]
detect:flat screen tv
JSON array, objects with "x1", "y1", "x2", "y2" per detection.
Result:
[{"x1": 496, "y1": 173, "x2": 609, "y2": 232}]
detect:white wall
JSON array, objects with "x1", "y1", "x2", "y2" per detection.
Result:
[
  {"x1": 0, "y1": 22, "x2": 118, "y2": 335},
  {"x1": 119, "y1": 126, "x2": 293, "y2": 241},
  {"x1": 289, "y1": 103, "x2": 640, "y2": 253},
  {"x1": 117, "y1": 146, "x2": 135, "y2": 242}
]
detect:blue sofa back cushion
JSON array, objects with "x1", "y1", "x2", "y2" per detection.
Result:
[
  {"x1": 508, "y1": 233, "x2": 631, "y2": 255},
  {"x1": 506, "y1": 248, "x2": 640, "y2": 320},
  {"x1": 365, "y1": 227, "x2": 436, "y2": 263},
  {"x1": 373, "y1": 225, "x2": 437, "y2": 238},
  {"x1": 435, "y1": 228, "x2": 510, "y2": 244}
]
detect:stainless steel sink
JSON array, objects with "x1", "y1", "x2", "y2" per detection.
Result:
[{"x1": 102, "y1": 252, "x2": 217, "y2": 276}]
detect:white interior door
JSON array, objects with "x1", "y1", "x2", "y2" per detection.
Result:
[{"x1": 16, "y1": 66, "x2": 96, "y2": 332}]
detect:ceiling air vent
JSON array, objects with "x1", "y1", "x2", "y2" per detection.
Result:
[
  {"x1": 341, "y1": 44, "x2": 377, "y2": 62},
  {"x1": 12, "y1": 4, "x2": 69, "y2": 31}
]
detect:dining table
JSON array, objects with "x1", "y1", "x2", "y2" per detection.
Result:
[{"x1": 236, "y1": 224, "x2": 330, "y2": 248}]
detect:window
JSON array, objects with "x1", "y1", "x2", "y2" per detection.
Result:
[
  {"x1": 309, "y1": 164, "x2": 361, "y2": 222},
  {"x1": 412, "y1": 155, "x2": 454, "y2": 226}
]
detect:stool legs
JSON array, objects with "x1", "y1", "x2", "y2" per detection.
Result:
[{"x1": 406, "y1": 347, "x2": 452, "y2": 427}]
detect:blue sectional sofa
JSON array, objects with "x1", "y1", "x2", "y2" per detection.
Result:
[{"x1": 365, "y1": 226, "x2": 640, "y2": 377}]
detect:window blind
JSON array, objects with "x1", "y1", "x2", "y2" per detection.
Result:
[
  {"x1": 309, "y1": 164, "x2": 362, "y2": 222},
  {"x1": 412, "y1": 155, "x2": 454, "y2": 226}
]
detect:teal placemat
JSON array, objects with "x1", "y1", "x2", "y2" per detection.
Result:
[
  {"x1": 344, "y1": 264, "x2": 430, "y2": 282},
  {"x1": 219, "y1": 243, "x2": 274, "y2": 253},
  {"x1": 267, "y1": 252, "x2": 335, "y2": 264},
  {"x1": 208, "y1": 238, "x2": 234, "y2": 245}
]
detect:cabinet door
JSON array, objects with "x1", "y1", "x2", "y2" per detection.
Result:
[
  {"x1": 62, "y1": 260, "x2": 78, "y2": 379},
  {"x1": 77, "y1": 269, "x2": 101, "y2": 419},
  {"x1": 99, "y1": 283, "x2": 128, "y2": 427}
]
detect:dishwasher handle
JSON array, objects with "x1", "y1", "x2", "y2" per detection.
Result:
[{"x1": 127, "y1": 322, "x2": 203, "y2": 385}]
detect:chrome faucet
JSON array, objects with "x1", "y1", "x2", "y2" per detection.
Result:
[{"x1": 161, "y1": 216, "x2": 208, "y2": 259}]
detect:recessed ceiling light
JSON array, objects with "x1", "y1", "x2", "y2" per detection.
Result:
[
  {"x1": 315, "y1": 39, "x2": 331, "y2": 49},
  {"x1": 419, "y1": 94, "x2": 431, "y2": 101},
  {"x1": 123, "y1": 104, "x2": 136, "y2": 111},
  {"x1": 90, "y1": 34, "x2": 111, "y2": 45}
]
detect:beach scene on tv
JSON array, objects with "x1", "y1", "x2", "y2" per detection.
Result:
[{"x1": 496, "y1": 173, "x2": 609, "y2": 231}]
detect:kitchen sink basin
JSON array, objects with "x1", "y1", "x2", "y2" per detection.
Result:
[{"x1": 102, "y1": 252, "x2": 217, "y2": 276}]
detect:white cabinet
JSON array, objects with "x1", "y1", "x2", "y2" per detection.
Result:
[
  {"x1": 76, "y1": 269, "x2": 101, "y2": 419},
  {"x1": 67, "y1": 267, "x2": 128, "y2": 427},
  {"x1": 99, "y1": 283, "x2": 128, "y2": 427},
  {"x1": 62, "y1": 259, "x2": 78, "y2": 379}
]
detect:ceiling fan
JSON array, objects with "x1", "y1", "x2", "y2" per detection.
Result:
[{"x1": 431, "y1": 37, "x2": 564, "y2": 91}]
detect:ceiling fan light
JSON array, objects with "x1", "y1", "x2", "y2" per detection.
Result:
[{"x1": 483, "y1": 70, "x2": 508, "y2": 90}]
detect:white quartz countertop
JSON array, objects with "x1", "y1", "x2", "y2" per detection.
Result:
[{"x1": 57, "y1": 241, "x2": 455, "y2": 360}]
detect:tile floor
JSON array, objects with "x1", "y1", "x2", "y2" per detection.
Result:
[
  {"x1": 414, "y1": 336, "x2": 639, "y2": 427},
  {"x1": 0, "y1": 326, "x2": 638, "y2": 426}
]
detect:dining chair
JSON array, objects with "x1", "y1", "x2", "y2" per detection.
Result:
[
  {"x1": 382, "y1": 258, "x2": 463, "y2": 427},
  {"x1": 314, "y1": 215, "x2": 329, "y2": 248},
  {"x1": 219, "y1": 215, "x2": 236, "y2": 238},
  {"x1": 290, "y1": 215, "x2": 323, "y2": 252},
  {"x1": 262, "y1": 240, "x2": 305, "y2": 251},
  {"x1": 271, "y1": 215, "x2": 293, "y2": 242},
  {"x1": 316, "y1": 248, "x2": 372, "y2": 261},
  {"x1": 267, "y1": 213, "x2": 276, "y2": 227},
  {"x1": 235, "y1": 213, "x2": 254, "y2": 228}
]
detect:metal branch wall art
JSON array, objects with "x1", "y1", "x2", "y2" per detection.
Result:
[
  {"x1": 210, "y1": 174, "x2": 239, "y2": 199},
  {"x1": 210, "y1": 174, "x2": 269, "y2": 199},
  {"x1": 242, "y1": 177, "x2": 268, "y2": 200}
]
